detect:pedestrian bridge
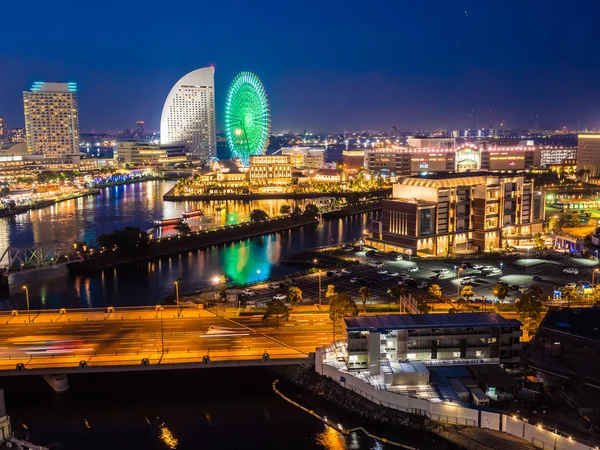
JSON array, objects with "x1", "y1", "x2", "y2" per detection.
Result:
[{"x1": 0, "y1": 240, "x2": 82, "y2": 276}]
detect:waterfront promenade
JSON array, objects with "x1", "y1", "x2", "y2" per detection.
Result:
[{"x1": 0, "y1": 306, "x2": 330, "y2": 374}]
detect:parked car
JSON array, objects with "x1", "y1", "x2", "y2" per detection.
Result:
[
  {"x1": 472, "y1": 264, "x2": 484, "y2": 270},
  {"x1": 269, "y1": 283, "x2": 282, "y2": 290},
  {"x1": 417, "y1": 281, "x2": 429, "y2": 289},
  {"x1": 350, "y1": 277, "x2": 360, "y2": 283},
  {"x1": 367, "y1": 262, "x2": 379, "y2": 268},
  {"x1": 532, "y1": 276, "x2": 542, "y2": 282},
  {"x1": 326, "y1": 271, "x2": 336, "y2": 277},
  {"x1": 332, "y1": 271, "x2": 343, "y2": 277},
  {"x1": 242, "y1": 289, "x2": 256, "y2": 296},
  {"x1": 377, "y1": 269, "x2": 388, "y2": 275},
  {"x1": 439, "y1": 268, "x2": 449, "y2": 275},
  {"x1": 460, "y1": 277, "x2": 474, "y2": 285},
  {"x1": 461, "y1": 261, "x2": 473, "y2": 269},
  {"x1": 389, "y1": 272, "x2": 400, "y2": 277},
  {"x1": 509, "y1": 285, "x2": 521, "y2": 291},
  {"x1": 381, "y1": 276, "x2": 392, "y2": 281},
  {"x1": 563, "y1": 267, "x2": 579, "y2": 274},
  {"x1": 365, "y1": 250, "x2": 377, "y2": 256},
  {"x1": 272, "y1": 294, "x2": 287, "y2": 301},
  {"x1": 408, "y1": 266, "x2": 419, "y2": 272},
  {"x1": 374, "y1": 261, "x2": 385, "y2": 268},
  {"x1": 341, "y1": 268, "x2": 352, "y2": 274}
]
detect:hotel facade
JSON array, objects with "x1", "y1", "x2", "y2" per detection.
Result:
[{"x1": 366, "y1": 174, "x2": 545, "y2": 256}]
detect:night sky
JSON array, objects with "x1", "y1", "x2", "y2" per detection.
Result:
[{"x1": 1, "y1": 0, "x2": 599, "y2": 133}]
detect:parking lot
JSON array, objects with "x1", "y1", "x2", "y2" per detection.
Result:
[{"x1": 233, "y1": 247, "x2": 600, "y2": 307}]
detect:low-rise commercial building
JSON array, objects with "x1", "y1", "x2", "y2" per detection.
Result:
[
  {"x1": 310, "y1": 168, "x2": 347, "y2": 183},
  {"x1": 280, "y1": 146, "x2": 325, "y2": 168},
  {"x1": 248, "y1": 155, "x2": 292, "y2": 185},
  {"x1": 342, "y1": 149, "x2": 365, "y2": 171},
  {"x1": 344, "y1": 312, "x2": 522, "y2": 374},
  {"x1": 577, "y1": 134, "x2": 600, "y2": 176},
  {"x1": 115, "y1": 141, "x2": 187, "y2": 167},
  {"x1": 367, "y1": 173, "x2": 545, "y2": 256}
]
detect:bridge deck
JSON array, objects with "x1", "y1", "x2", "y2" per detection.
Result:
[{"x1": 0, "y1": 306, "x2": 331, "y2": 375}]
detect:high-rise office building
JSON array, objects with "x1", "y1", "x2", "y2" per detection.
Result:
[
  {"x1": 160, "y1": 67, "x2": 216, "y2": 162},
  {"x1": 10, "y1": 128, "x2": 25, "y2": 143},
  {"x1": 577, "y1": 134, "x2": 600, "y2": 176},
  {"x1": 23, "y1": 81, "x2": 79, "y2": 158},
  {"x1": 0, "y1": 118, "x2": 6, "y2": 143}
]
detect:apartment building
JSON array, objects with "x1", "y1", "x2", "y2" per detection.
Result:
[
  {"x1": 344, "y1": 313, "x2": 523, "y2": 373},
  {"x1": 366, "y1": 173, "x2": 545, "y2": 256}
]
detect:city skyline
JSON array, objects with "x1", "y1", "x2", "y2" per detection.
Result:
[{"x1": 2, "y1": 1, "x2": 600, "y2": 133}]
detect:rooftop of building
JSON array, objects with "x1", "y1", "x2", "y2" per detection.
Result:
[
  {"x1": 539, "y1": 307, "x2": 600, "y2": 341},
  {"x1": 345, "y1": 312, "x2": 521, "y2": 332}
]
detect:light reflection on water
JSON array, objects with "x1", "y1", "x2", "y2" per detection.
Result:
[{"x1": 0, "y1": 180, "x2": 374, "y2": 310}]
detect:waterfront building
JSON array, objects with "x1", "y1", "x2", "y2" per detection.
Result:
[
  {"x1": 344, "y1": 312, "x2": 523, "y2": 373},
  {"x1": 576, "y1": 134, "x2": 600, "y2": 176},
  {"x1": 23, "y1": 81, "x2": 80, "y2": 162},
  {"x1": 115, "y1": 141, "x2": 187, "y2": 167},
  {"x1": 79, "y1": 158, "x2": 116, "y2": 171},
  {"x1": 0, "y1": 118, "x2": 6, "y2": 143},
  {"x1": 280, "y1": 146, "x2": 326, "y2": 169},
  {"x1": 160, "y1": 67, "x2": 216, "y2": 162},
  {"x1": 366, "y1": 173, "x2": 545, "y2": 256},
  {"x1": 248, "y1": 155, "x2": 292, "y2": 185},
  {"x1": 407, "y1": 137, "x2": 455, "y2": 149},
  {"x1": 9, "y1": 128, "x2": 25, "y2": 143},
  {"x1": 342, "y1": 149, "x2": 365, "y2": 171},
  {"x1": 310, "y1": 168, "x2": 347, "y2": 184},
  {"x1": 539, "y1": 146, "x2": 577, "y2": 167},
  {"x1": 210, "y1": 159, "x2": 247, "y2": 186}
]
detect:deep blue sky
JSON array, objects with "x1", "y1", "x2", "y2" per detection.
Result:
[{"x1": 1, "y1": 0, "x2": 599, "y2": 133}]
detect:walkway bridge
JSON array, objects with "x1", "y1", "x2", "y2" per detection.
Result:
[
  {"x1": 0, "y1": 305, "x2": 324, "y2": 381},
  {"x1": 312, "y1": 197, "x2": 341, "y2": 214},
  {"x1": 0, "y1": 240, "x2": 82, "y2": 276}
]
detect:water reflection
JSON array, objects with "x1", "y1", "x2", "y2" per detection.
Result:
[{"x1": 0, "y1": 180, "x2": 374, "y2": 310}]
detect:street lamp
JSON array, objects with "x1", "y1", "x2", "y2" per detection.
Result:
[
  {"x1": 593, "y1": 269, "x2": 600, "y2": 287},
  {"x1": 457, "y1": 267, "x2": 464, "y2": 299},
  {"x1": 174, "y1": 281, "x2": 179, "y2": 306},
  {"x1": 314, "y1": 259, "x2": 322, "y2": 306},
  {"x1": 22, "y1": 286, "x2": 30, "y2": 324}
]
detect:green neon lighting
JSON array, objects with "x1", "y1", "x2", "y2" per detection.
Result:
[{"x1": 224, "y1": 71, "x2": 270, "y2": 165}]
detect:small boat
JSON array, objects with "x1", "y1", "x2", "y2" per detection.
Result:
[
  {"x1": 182, "y1": 209, "x2": 204, "y2": 219},
  {"x1": 153, "y1": 218, "x2": 181, "y2": 227}
]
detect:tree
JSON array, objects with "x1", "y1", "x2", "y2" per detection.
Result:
[
  {"x1": 456, "y1": 297, "x2": 468, "y2": 310},
  {"x1": 291, "y1": 206, "x2": 303, "y2": 217},
  {"x1": 560, "y1": 285, "x2": 578, "y2": 307},
  {"x1": 516, "y1": 285, "x2": 545, "y2": 337},
  {"x1": 279, "y1": 204, "x2": 292, "y2": 215},
  {"x1": 97, "y1": 227, "x2": 150, "y2": 255},
  {"x1": 325, "y1": 284, "x2": 336, "y2": 300},
  {"x1": 215, "y1": 275, "x2": 228, "y2": 302},
  {"x1": 359, "y1": 286, "x2": 371, "y2": 308},
  {"x1": 329, "y1": 293, "x2": 358, "y2": 327},
  {"x1": 428, "y1": 284, "x2": 442, "y2": 303},
  {"x1": 249, "y1": 209, "x2": 269, "y2": 223},
  {"x1": 461, "y1": 285, "x2": 474, "y2": 302},
  {"x1": 175, "y1": 219, "x2": 191, "y2": 235},
  {"x1": 304, "y1": 204, "x2": 319, "y2": 218},
  {"x1": 593, "y1": 284, "x2": 600, "y2": 305},
  {"x1": 263, "y1": 298, "x2": 289, "y2": 329},
  {"x1": 417, "y1": 300, "x2": 430, "y2": 314},
  {"x1": 287, "y1": 286, "x2": 303, "y2": 305},
  {"x1": 493, "y1": 284, "x2": 509, "y2": 303}
]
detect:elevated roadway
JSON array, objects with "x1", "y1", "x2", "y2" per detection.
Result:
[{"x1": 0, "y1": 306, "x2": 334, "y2": 375}]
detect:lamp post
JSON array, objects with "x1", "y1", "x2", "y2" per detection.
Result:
[
  {"x1": 593, "y1": 269, "x2": 600, "y2": 287},
  {"x1": 457, "y1": 267, "x2": 464, "y2": 300},
  {"x1": 500, "y1": 262, "x2": 504, "y2": 273},
  {"x1": 174, "y1": 281, "x2": 179, "y2": 306},
  {"x1": 314, "y1": 259, "x2": 322, "y2": 306},
  {"x1": 159, "y1": 305, "x2": 164, "y2": 355},
  {"x1": 22, "y1": 286, "x2": 30, "y2": 324},
  {"x1": 256, "y1": 269, "x2": 260, "y2": 283}
]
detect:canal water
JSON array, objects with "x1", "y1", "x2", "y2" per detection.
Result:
[
  {"x1": 0, "y1": 368, "x2": 448, "y2": 450},
  {"x1": 0, "y1": 180, "x2": 373, "y2": 310}
]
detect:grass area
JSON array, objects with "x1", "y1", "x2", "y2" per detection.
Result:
[{"x1": 561, "y1": 226, "x2": 596, "y2": 238}]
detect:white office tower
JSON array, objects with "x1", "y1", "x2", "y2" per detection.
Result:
[
  {"x1": 160, "y1": 67, "x2": 216, "y2": 162},
  {"x1": 23, "y1": 81, "x2": 80, "y2": 158}
]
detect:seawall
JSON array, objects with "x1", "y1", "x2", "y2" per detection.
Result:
[{"x1": 163, "y1": 188, "x2": 392, "y2": 201}]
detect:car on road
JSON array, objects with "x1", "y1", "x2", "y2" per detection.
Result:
[
  {"x1": 408, "y1": 266, "x2": 419, "y2": 272},
  {"x1": 341, "y1": 268, "x2": 352, "y2": 274},
  {"x1": 417, "y1": 281, "x2": 429, "y2": 289},
  {"x1": 365, "y1": 250, "x2": 377, "y2": 256},
  {"x1": 439, "y1": 269, "x2": 449, "y2": 275},
  {"x1": 272, "y1": 294, "x2": 287, "y2": 301},
  {"x1": 532, "y1": 276, "x2": 542, "y2": 282},
  {"x1": 472, "y1": 264, "x2": 484, "y2": 270},
  {"x1": 377, "y1": 269, "x2": 388, "y2": 274},
  {"x1": 460, "y1": 276, "x2": 474, "y2": 285},
  {"x1": 389, "y1": 272, "x2": 400, "y2": 277},
  {"x1": 367, "y1": 262, "x2": 379, "y2": 268},
  {"x1": 563, "y1": 267, "x2": 579, "y2": 274},
  {"x1": 242, "y1": 289, "x2": 256, "y2": 296},
  {"x1": 269, "y1": 283, "x2": 282, "y2": 290}
]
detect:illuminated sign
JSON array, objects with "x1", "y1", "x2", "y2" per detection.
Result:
[{"x1": 419, "y1": 162, "x2": 429, "y2": 169}]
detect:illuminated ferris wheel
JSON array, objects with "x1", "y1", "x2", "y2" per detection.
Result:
[{"x1": 224, "y1": 72, "x2": 270, "y2": 165}]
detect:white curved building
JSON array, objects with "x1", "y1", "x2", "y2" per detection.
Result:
[{"x1": 160, "y1": 67, "x2": 216, "y2": 162}]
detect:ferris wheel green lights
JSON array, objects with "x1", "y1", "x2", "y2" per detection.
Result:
[{"x1": 224, "y1": 72, "x2": 270, "y2": 165}]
